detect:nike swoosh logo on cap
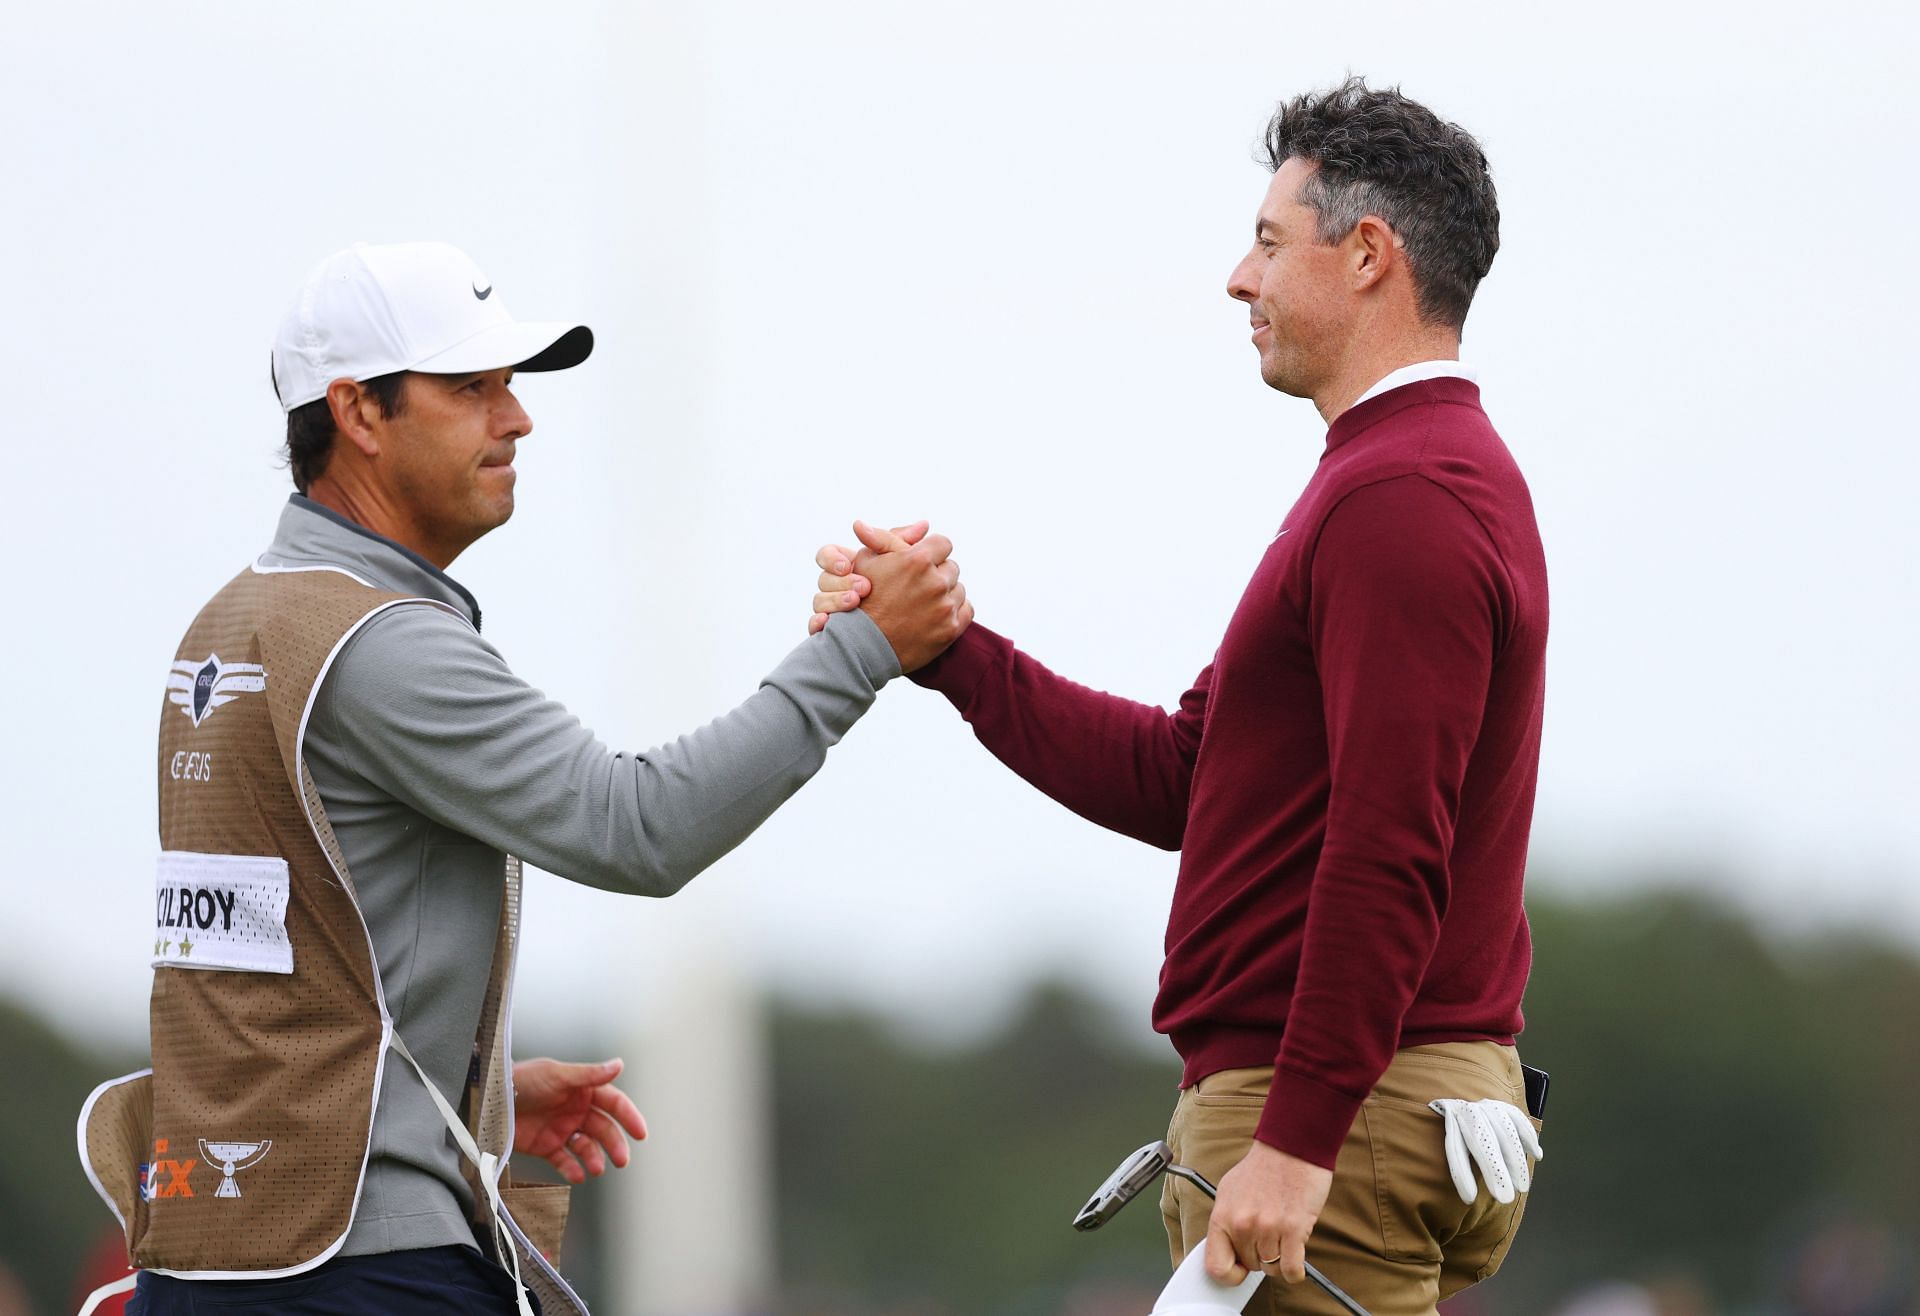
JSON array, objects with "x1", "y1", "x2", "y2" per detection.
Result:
[{"x1": 473, "y1": 283, "x2": 492, "y2": 300}]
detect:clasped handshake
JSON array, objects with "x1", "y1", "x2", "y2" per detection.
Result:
[{"x1": 803, "y1": 519, "x2": 973, "y2": 672}]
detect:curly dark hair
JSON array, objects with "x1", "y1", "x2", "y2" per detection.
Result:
[
  {"x1": 1261, "y1": 77, "x2": 1498, "y2": 330},
  {"x1": 281, "y1": 371, "x2": 409, "y2": 494}
]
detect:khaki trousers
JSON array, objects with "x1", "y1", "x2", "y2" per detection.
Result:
[{"x1": 1159, "y1": 1042, "x2": 1540, "y2": 1316}]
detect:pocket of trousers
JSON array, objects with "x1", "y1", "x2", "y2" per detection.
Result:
[
  {"x1": 1442, "y1": 1112, "x2": 1545, "y2": 1291},
  {"x1": 1461, "y1": 1119, "x2": 1542, "y2": 1288},
  {"x1": 1187, "y1": 1066, "x2": 1274, "y2": 1108},
  {"x1": 1361, "y1": 1095, "x2": 1471, "y2": 1264}
]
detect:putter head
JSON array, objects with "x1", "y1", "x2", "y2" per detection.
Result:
[{"x1": 1072, "y1": 1140, "x2": 1173, "y2": 1231}]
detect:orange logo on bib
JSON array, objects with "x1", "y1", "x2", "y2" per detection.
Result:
[{"x1": 142, "y1": 1138, "x2": 198, "y2": 1199}]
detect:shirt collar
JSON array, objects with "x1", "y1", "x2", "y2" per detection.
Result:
[
  {"x1": 1350, "y1": 360, "x2": 1479, "y2": 409},
  {"x1": 1322, "y1": 372, "x2": 1484, "y2": 457},
  {"x1": 261, "y1": 495, "x2": 482, "y2": 630}
]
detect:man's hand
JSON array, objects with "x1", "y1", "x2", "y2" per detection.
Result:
[
  {"x1": 808, "y1": 520, "x2": 972, "y2": 672},
  {"x1": 807, "y1": 520, "x2": 928, "y2": 635},
  {"x1": 512, "y1": 1056, "x2": 648, "y2": 1185},
  {"x1": 1204, "y1": 1140, "x2": 1333, "y2": 1287}
]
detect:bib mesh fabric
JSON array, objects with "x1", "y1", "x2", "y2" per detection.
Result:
[
  {"x1": 80, "y1": 566, "x2": 577, "y2": 1301},
  {"x1": 138, "y1": 567, "x2": 402, "y2": 1271}
]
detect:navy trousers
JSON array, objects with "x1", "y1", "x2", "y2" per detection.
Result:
[{"x1": 128, "y1": 1244, "x2": 540, "y2": 1315}]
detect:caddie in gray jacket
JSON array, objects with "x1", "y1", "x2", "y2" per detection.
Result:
[{"x1": 84, "y1": 240, "x2": 971, "y2": 1316}]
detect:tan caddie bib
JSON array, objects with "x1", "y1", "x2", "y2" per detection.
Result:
[{"x1": 77, "y1": 560, "x2": 586, "y2": 1315}]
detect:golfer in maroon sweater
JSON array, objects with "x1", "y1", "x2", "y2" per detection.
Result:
[{"x1": 814, "y1": 80, "x2": 1546, "y2": 1314}]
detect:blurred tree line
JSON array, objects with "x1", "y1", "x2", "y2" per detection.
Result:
[
  {"x1": 752, "y1": 888, "x2": 1920, "y2": 1314},
  {"x1": 6, "y1": 886, "x2": 1917, "y2": 1314}
]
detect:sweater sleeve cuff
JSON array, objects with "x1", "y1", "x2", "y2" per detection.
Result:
[
  {"x1": 906, "y1": 624, "x2": 1004, "y2": 705},
  {"x1": 821, "y1": 609, "x2": 902, "y2": 688},
  {"x1": 1254, "y1": 1067, "x2": 1365, "y2": 1171}
]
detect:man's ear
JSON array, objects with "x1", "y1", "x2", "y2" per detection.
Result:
[
  {"x1": 1349, "y1": 214, "x2": 1400, "y2": 293},
  {"x1": 326, "y1": 378, "x2": 383, "y2": 458}
]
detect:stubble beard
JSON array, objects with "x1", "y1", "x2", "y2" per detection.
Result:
[
  {"x1": 398, "y1": 466, "x2": 515, "y2": 563},
  {"x1": 1258, "y1": 343, "x2": 1313, "y2": 399}
]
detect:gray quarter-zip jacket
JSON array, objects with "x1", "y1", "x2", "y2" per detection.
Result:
[{"x1": 259, "y1": 495, "x2": 900, "y2": 1257}]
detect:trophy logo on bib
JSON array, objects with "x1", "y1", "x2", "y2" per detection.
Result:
[{"x1": 198, "y1": 1139, "x2": 273, "y2": 1198}]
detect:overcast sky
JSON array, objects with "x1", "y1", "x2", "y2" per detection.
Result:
[{"x1": 4, "y1": 0, "x2": 1915, "y2": 1053}]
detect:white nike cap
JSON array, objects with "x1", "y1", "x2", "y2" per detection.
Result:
[{"x1": 270, "y1": 241, "x2": 593, "y2": 413}]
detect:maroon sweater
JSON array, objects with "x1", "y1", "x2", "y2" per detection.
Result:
[{"x1": 911, "y1": 377, "x2": 1547, "y2": 1168}]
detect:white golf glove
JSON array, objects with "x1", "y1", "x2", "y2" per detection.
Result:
[{"x1": 1428, "y1": 1098, "x2": 1543, "y2": 1205}]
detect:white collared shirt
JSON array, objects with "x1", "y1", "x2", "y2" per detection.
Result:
[{"x1": 1352, "y1": 360, "x2": 1480, "y2": 408}]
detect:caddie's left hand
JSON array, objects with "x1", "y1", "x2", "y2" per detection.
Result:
[
  {"x1": 512, "y1": 1056, "x2": 649, "y2": 1185},
  {"x1": 1204, "y1": 1139, "x2": 1332, "y2": 1288},
  {"x1": 1428, "y1": 1098, "x2": 1542, "y2": 1204}
]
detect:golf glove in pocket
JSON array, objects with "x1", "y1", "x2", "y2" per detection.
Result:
[{"x1": 1427, "y1": 1098, "x2": 1543, "y2": 1205}]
